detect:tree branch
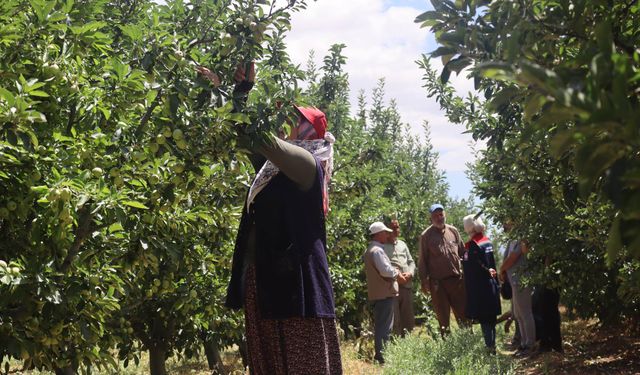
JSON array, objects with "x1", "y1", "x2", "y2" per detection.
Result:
[{"x1": 60, "y1": 204, "x2": 94, "y2": 273}]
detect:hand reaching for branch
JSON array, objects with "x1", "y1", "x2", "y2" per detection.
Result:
[
  {"x1": 195, "y1": 66, "x2": 221, "y2": 87},
  {"x1": 234, "y1": 62, "x2": 256, "y2": 83}
]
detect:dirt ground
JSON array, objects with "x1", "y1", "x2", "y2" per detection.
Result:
[{"x1": 518, "y1": 318, "x2": 640, "y2": 375}]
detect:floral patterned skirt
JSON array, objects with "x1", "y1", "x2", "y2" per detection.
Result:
[{"x1": 244, "y1": 266, "x2": 342, "y2": 375}]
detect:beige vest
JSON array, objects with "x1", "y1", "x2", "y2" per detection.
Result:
[{"x1": 364, "y1": 242, "x2": 399, "y2": 301}]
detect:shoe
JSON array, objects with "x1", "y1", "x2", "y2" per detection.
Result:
[
  {"x1": 505, "y1": 341, "x2": 520, "y2": 350},
  {"x1": 374, "y1": 354, "x2": 385, "y2": 365},
  {"x1": 537, "y1": 345, "x2": 552, "y2": 353},
  {"x1": 514, "y1": 346, "x2": 534, "y2": 357}
]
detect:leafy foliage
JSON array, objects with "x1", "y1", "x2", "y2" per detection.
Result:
[
  {"x1": 305, "y1": 45, "x2": 474, "y2": 338},
  {"x1": 0, "y1": 0, "x2": 307, "y2": 373},
  {"x1": 415, "y1": 0, "x2": 640, "y2": 323}
]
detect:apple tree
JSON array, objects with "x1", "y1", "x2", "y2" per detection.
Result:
[{"x1": 0, "y1": 0, "x2": 307, "y2": 374}]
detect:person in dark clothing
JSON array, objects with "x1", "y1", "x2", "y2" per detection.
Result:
[
  {"x1": 461, "y1": 214, "x2": 501, "y2": 351},
  {"x1": 197, "y1": 63, "x2": 342, "y2": 374},
  {"x1": 532, "y1": 286, "x2": 563, "y2": 353}
]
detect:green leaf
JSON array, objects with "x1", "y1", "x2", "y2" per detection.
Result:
[
  {"x1": 488, "y1": 86, "x2": 520, "y2": 110},
  {"x1": 430, "y1": 46, "x2": 458, "y2": 58},
  {"x1": 0, "y1": 87, "x2": 16, "y2": 106},
  {"x1": 122, "y1": 201, "x2": 149, "y2": 209},
  {"x1": 475, "y1": 61, "x2": 514, "y2": 81},
  {"x1": 29, "y1": 90, "x2": 49, "y2": 97},
  {"x1": 108, "y1": 222, "x2": 124, "y2": 233},
  {"x1": 415, "y1": 10, "x2": 440, "y2": 23},
  {"x1": 445, "y1": 56, "x2": 472, "y2": 74},
  {"x1": 118, "y1": 25, "x2": 143, "y2": 41}
]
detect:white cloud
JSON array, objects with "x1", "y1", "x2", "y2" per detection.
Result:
[{"x1": 286, "y1": 0, "x2": 482, "y2": 196}]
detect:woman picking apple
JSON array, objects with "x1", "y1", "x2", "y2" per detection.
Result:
[{"x1": 197, "y1": 63, "x2": 342, "y2": 374}]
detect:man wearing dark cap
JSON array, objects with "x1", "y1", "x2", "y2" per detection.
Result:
[{"x1": 418, "y1": 204, "x2": 468, "y2": 337}]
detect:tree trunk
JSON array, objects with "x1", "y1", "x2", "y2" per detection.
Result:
[
  {"x1": 148, "y1": 346, "x2": 167, "y2": 375},
  {"x1": 54, "y1": 367, "x2": 77, "y2": 375},
  {"x1": 203, "y1": 340, "x2": 225, "y2": 374},
  {"x1": 238, "y1": 338, "x2": 248, "y2": 368}
]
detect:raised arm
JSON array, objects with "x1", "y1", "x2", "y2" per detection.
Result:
[{"x1": 258, "y1": 137, "x2": 316, "y2": 191}]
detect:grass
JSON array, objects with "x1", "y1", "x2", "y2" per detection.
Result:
[
  {"x1": 3, "y1": 326, "x2": 518, "y2": 375},
  {"x1": 9, "y1": 313, "x2": 637, "y2": 374},
  {"x1": 382, "y1": 324, "x2": 519, "y2": 375},
  {"x1": 2, "y1": 352, "x2": 222, "y2": 375}
]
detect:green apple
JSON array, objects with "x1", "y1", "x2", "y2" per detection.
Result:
[
  {"x1": 6, "y1": 201, "x2": 17, "y2": 211},
  {"x1": 171, "y1": 163, "x2": 185, "y2": 174},
  {"x1": 171, "y1": 175, "x2": 183, "y2": 186},
  {"x1": 176, "y1": 140, "x2": 188, "y2": 150},
  {"x1": 59, "y1": 188, "x2": 71, "y2": 201},
  {"x1": 133, "y1": 151, "x2": 146, "y2": 162},
  {"x1": 172, "y1": 129, "x2": 183, "y2": 140},
  {"x1": 47, "y1": 188, "x2": 60, "y2": 202},
  {"x1": 58, "y1": 208, "x2": 71, "y2": 221},
  {"x1": 92, "y1": 167, "x2": 103, "y2": 178},
  {"x1": 156, "y1": 134, "x2": 166, "y2": 145},
  {"x1": 31, "y1": 170, "x2": 42, "y2": 181}
]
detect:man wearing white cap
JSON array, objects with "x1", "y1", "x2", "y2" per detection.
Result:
[{"x1": 364, "y1": 221, "x2": 403, "y2": 364}]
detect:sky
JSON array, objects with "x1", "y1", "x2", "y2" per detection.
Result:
[{"x1": 285, "y1": 0, "x2": 480, "y2": 198}]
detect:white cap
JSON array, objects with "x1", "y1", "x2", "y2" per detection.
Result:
[{"x1": 369, "y1": 221, "x2": 393, "y2": 235}]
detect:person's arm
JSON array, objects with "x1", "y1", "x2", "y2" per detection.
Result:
[
  {"x1": 470, "y1": 241, "x2": 496, "y2": 278},
  {"x1": 486, "y1": 246, "x2": 498, "y2": 278},
  {"x1": 452, "y1": 227, "x2": 465, "y2": 258},
  {"x1": 404, "y1": 242, "x2": 416, "y2": 277},
  {"x1": 196, "y1": 63, "x2": 263, "y2": 172},
  {"x1": 418, "y1": 233, "x2": 429, "y2": 292},
  {"x1": 258, "y1": 137, "x2": 316, "y2": 191},
  {"x1": 499, "y1": 247, "x2": 521, "y2": 274},
  {"x1": 372, "y1": 248, "x2": 398, "y2": 279}
]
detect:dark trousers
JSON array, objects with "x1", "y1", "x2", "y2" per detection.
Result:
[
  {"x1": 533, "y1": 287, "x2": 563, "y2": 352},
  {"x1": 479, "y1": 316, "x2": 497, "y2": 348},
  {"x1": 372, "y1": 297, "x2": 394, "y2": 362}
]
